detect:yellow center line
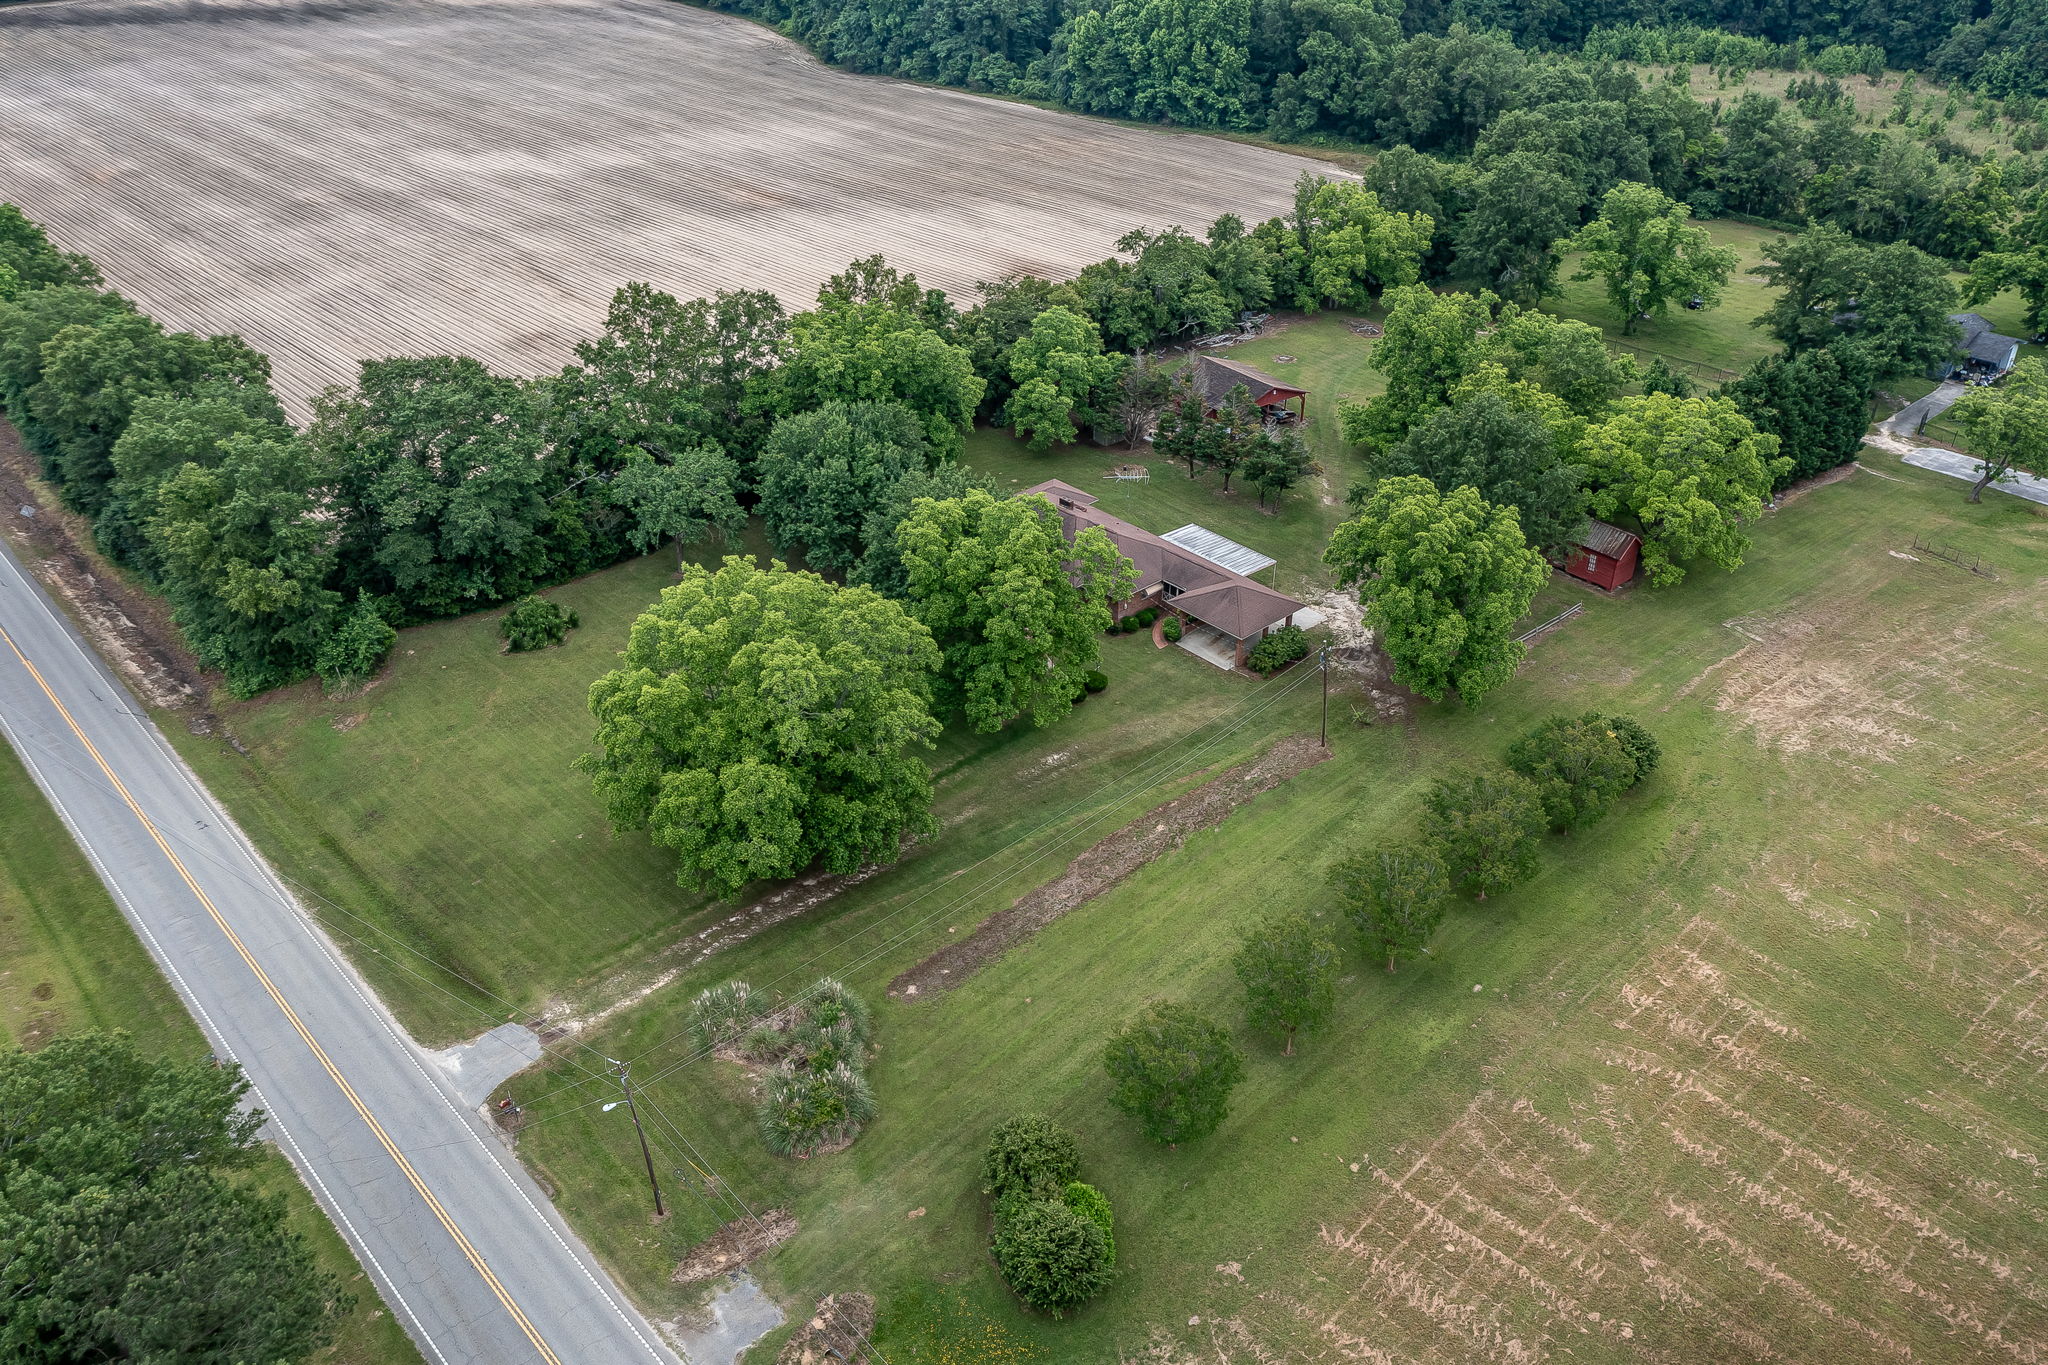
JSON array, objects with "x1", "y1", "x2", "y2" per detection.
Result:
[{"x1": 0, "y1": 622, "x2": 561, "y2": 1365}]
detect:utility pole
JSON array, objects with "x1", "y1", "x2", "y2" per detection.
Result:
[
  {"x1": 1319, "y1": 645, "x2": 1330, "y2": 750},
  {"x1": 605, "y1": 1059, "x2": 665, "y2": 1219}
]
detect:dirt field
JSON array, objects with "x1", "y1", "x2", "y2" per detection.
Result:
[{"x1": 0, "y1": 0, "x2": 1337, "y2": 416}]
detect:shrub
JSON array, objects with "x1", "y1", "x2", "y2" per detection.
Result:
[
  {"x1": 991, "y1": 1198, "x2": 1114, "y2": 1315},
  {"x1": 1082, "y1": 669, "x2": 1108, "y2": 693},
  {"x1": 1062, "y1": 1182, "x2": 1116, "y2": 1265},
  {"x1": 500, "y1": 593, "x2": 579, "y2": 651},
  {"x1": 1134, "y1": 607, "x2": 1158, "y2": 627},
  {"x1": 1503, "y1": 712, "x2": 1640, "y2": 831},
  {"x1": 687, "y1": 980, "x2": 759, "y2": 1053},
  {"x1": 1605, "y1": 715, "x2": 1660, "y2": 784},
  {"x1": 983, "y1": 1115, "x2": 1079, "y2": 1200},
  {"x1": 1161, "y1": 616, "x2": 1182, "y2": 642},
  {"x1": 757, "y1": 1063, "x2": 877, "y2": 1157},
  {"x1": 314, "y1": 593, "x2": 396, "y2": 691},
  {"x1": 798, "y1": 976, "x2": 872, "y2": 1049},
  {"x1": 1101, "y1": 1001, "x2": 1245, "y2": 1144},
  {"x1": 1247, "y1": 624, "x2": 1309, "y2": 673}
]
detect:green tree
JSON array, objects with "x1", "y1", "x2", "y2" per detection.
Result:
[
  {"x1": 1331, "y1": 843, "x2": 1450, "y2": 972},
  {"x1": 1754, "y1": 229, "x2": 1960, "y2": 376},
  {"x1": 1243, "y1": 424, "x2": 1316, "y2": 509},
  {"x1": 849, "y1": 461, "x2": 991, "y2": 599},
  {"x1": 560, "y1": 281, "x2": 787, "y2": 465},
  {"x1": 1564, "y1": 181, "x2": 1738, "y2": 335},
  {"x1": 896, "y1": 489, "x2": 1134, "y2": 732},
  {"x1": 1375, "y1": 389, "x2": 1587, "y2": 555},
  {"x1": 756, "y1": 400, "x2": 931, "y2": 573},
  {"x1": 1291, "y1": 176, "x2": 1433, "y2": 311},
  {"x1": 1714, "y1": 92, "x2": 1806, "y2": 219},
  {"x1": 0, "y1": 287, "x2": 134, "y2": 449},
  {"x1": 1340, "y1": 284, "x2": 1495, "y2": 451},
  {"x1": 958, "y1": 276, "x2": 1085, "y2": 418},
  {"x1": 1946, "y1": 358, "x2": 2048, "y2": 502},
  {"x1": 148, "y1": 432, "x2": 340, "y2": 697},
  {"x1": 310, "y1": 355, "x2": 553, "y2": 618},
  {"x1": 1504, "y1": 712, "x2": 1640, "y2": 831},
  {"x1": 1232, "y1": 912, "x2": 1339, "y2": 1054},
  {"x1": 1725, "y1": 343, "x2": 1879, "y2": 488},
  {"x1": 1002, "y1": 306, "x2": 1125, "y2": 450},
  {"x1": 1152, "y1": 391, "x2": 1210, "y2": 478},
  {"x1": 96, "y1": 394, "x2": 289, "y2": 578},
  {"x1": 1481, "y1": 309, "x2": 1638, "y2": 417},
  {"x1": 1101, "y1": 1002, "x2": 1246, "y2": 1145},
  {"x1": 580, "y1": 557, "x2": 942, "y2": 896},
  {"x1": 1418, "y1": 768, "x2": 1546, "y2": 898},
  {"x1": 1323, "y1": 476, "x2": 1550, "y2": 706},
  {"x1": 769, "y1": 261, "x2": 983, "y2": 456},
  {"x1": 603, "y1": 445, "x2": 745, "y2": 566},
  {"x1": 0, "y1": 202, "x2": 101, "y2": 294},
  {"x1": 1454, "y1": 150, "x2": 1579, "y2": 304},
  {"x1": 29, "y1": 314, "x2": 280, "y2": 515},
  {"x1": 0, "y1": 1033, "x2": 343, "y2": 1363},
  {"x1": 1965, "y1": 244, "x2": 2048, "y2": 337},
  {"x1": 1578, "y1": 394, "x2": 1789, "y2": 585},
  {"x1": 1050, "y1": 0, "x2": 1255, "y2": 127}
]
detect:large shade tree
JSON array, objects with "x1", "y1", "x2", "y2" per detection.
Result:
[
  {"x1": 1579, "y1": 394, "x2": 1790, "y2": 585},
  {"x1": 1323, "y1": 476, "x2": 1550, "y2": 705},
  {"x1": 580, "y1": 557, "x2": 942, "y2": 896},
  {"x1": 897, "y1": 489, "x2": 1134, "y2": 732},
  {"x1": 1374, "y1": 389, "x2": 1587, "y2": 555},
  {"x1": 0, "y1": 1033, "x2": 343, "y2": 1363},
  {"x1": 1564, "y1": 181, "x2": 1738, "y2": 335}
]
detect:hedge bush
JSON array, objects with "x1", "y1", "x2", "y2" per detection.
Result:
[
  {"x1": 501, "y1": 594, "x2": 579, "y2": 651},
  {"x1": 1160, "y1": 616, "x2": 1182, "y2": 642},
  {"x1": 1062, "y1": 1181, "x2": 1116, "y2": 1264},
  {"x1": 1082, "y1": 669, "x2": 1108, "y2": 693},
  {"x1": 991, "y1": 1198, "x2": 1113, "y2": 1316},
  {"x1": 1605, "y1": 714, "x2": 1660, "y2": 783},
  {"x1": 1247, "y1": 624, "x2": 1309, "y2": 673},
  {"x1": 982, "y1": 1115, "x2": 1078, "y2": 1200}
]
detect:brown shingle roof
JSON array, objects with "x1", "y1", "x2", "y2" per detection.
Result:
[
  {"x1": 1017, "y1": 478, "x2": 1304, "y2": 639},
  {"x1": 1189, "y1": 354, "x2": 1305, "y2": 411}
]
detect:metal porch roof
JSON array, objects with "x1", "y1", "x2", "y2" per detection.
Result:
[{"x1": 1160, "y1": 524, "x2": 1277, "y2": 577}]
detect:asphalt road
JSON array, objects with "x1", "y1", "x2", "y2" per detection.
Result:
[{"x1": 0, "y1": 536, "x2": 679, "y2": 1365}]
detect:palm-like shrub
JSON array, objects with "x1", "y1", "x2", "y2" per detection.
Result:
[
  {"x1": 500, "y1": 594, "x2": 578, "y2": 651},
  {"x1": 757, "y1": 1063, "x2": 878, "y2": 1157},
  {"x1": 800, "y1": 977, "x2": 872, "y2": 1049}
]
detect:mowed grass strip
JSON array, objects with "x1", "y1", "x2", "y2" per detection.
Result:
[
  {"x1": 504, "y1": 467, "x2": 2047, "y2": 1361},
  {"x1": 0, "y1": 745, "x2": 425, "y2": 1365}
]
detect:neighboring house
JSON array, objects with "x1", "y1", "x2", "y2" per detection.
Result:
[
  {"x1": 1552, "y1": 519, "x2": 1640, "y2": 592},
  {"x1": 1188, "y1": 354, "x2": 1308, "y2": 424},
  {"x1": 1022, "y1": 479, "x2": 1306, "y2": 670},
  {"x1": 1933, "y1": 312, "x2": 2022, "y2": 381}
]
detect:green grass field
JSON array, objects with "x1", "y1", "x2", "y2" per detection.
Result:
[
  {"x1": 150, "y1": 218, "x2": 2048, "y2": 1360},
  {"x1": 491, "y1": 462, "x2": 2047, "y2": 1361},
  {"x1": 0, "y1": 745, "x2": 423, "y2": 1365}
]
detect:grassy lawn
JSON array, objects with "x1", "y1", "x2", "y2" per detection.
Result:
[
  {"x1": 0, "y1": 745, "x2": 423, "y2": 1365},
  {"x1": 493, "y1": 465, "x2": 2047, "y2": 1361}
]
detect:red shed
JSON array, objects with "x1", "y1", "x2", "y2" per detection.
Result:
[
  {"x1": 1555, "y1": 520, "x2": 1640, "y2": 592},
  {"x1": 1190, "y1": 354, "x2": 1307, "y2": 423}
]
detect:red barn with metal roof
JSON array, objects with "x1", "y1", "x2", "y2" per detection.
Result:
[{"x1": 1555, "y1": 520, "x2": 1640, "y2": 592}]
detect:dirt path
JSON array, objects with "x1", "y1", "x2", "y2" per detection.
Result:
[
  {"x1": 0, "y1": 418, "x2": 216, "y2": 724},
  {"x1": 888, "y1": 734, "x2": 1331, "y2": 1000}
]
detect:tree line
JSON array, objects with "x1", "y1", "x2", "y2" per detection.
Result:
[{"x1": 701, "y1": 0, "x2": 2048, "y2": 238}]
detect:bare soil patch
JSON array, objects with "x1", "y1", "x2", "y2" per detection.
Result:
[
  {"x1": 889, "y1": 735, "x2": 1330, "y2": 999},
  {"x1": 0, "y1": 0, "x2": 1342, "y2": 418},
  {"x1": 0, "y1": 418, "x2": 213, "y2": 721},
  {"x1": 775, "y1": 1292, "x2": 877, "y2": 1365},
  {"x1": 671, "y1": 1208, "x2": 799, "y2": 1286}
]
